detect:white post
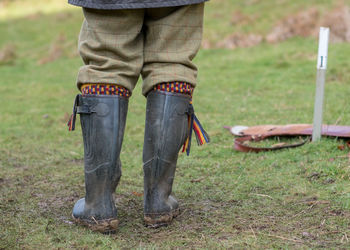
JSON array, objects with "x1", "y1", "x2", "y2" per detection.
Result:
[{"x1": 312, "y1": 27, "x2": 329, "y2": 142}]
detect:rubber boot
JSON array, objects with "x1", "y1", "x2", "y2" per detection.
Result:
[
  {"x1": 72, "y1": 94, "x2": 128, "y2": 233},
  {"x1": 143, "y1": 90, "x2": 190, "y2": 228}
]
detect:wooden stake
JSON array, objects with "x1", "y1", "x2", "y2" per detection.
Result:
[{"x1": 312, "y1": 27, "x2": 329, "y2": 142}]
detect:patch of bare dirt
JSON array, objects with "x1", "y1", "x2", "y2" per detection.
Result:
[
  {"x1": 322, "y1": 5, "x2": 350, "y2": 43},
  {"x1": 0, "y1": 177, "x2": 11, "y2": 189},
  {"x1": 217, "y1": 33, "x2": 263, "y2": 49},
  {"x1": 219, "y1": 4, "x2": 350, "y2": 49},
  {"x1": 201, "y1": 39, "x2": 212, "y2": 49},
  {"x1": 38, "y1": 195, "x2": 77, "y2": 211},
  {"x1": 230, "y1": 10, "x2": 256, "y2": 26},
  {"x1": 266, "y1": 8, "x2": 320, "y2": 44},
  {"x1": 267, "y1": 5, "x2": 350, "y2": 44}
]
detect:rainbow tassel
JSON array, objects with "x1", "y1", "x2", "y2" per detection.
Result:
[
  {"x1": 182, "y1": 103, "x2": 210, "y2": 155},
  {"x1": 67, "y1": 113, "x2": 76, "y2": 131}
]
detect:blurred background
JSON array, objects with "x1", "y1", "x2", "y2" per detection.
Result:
[{"x1": 1, "y1": 0, "x2": 350, "y2": 248}]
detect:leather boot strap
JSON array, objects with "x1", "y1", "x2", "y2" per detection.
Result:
[{"x1": 67, "y1": 94, "x2": 80, "y2": 131}]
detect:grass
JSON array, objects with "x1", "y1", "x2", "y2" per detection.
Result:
[{"x1": 1, "y1": 0, "x2": 350, "y2": 249}]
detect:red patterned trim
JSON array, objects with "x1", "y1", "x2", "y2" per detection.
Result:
[
  {"x1": 81, "y1": 84, "x2": 131, "y2": 97},
  {"x1": 153, "y1": 82, "x2": 194, "y2": 96}
]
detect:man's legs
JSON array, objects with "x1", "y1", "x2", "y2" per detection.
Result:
[
  {"x1": 71, "y1": 8, "x2": 144, "y2": 233},
  {"x1": 141, "y1": 3, "x2": 204, "y2": 227}
]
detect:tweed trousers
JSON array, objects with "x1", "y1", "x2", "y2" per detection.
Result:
[{"x1": 76, "y1": 3, "x2": 204, "y2": 96}]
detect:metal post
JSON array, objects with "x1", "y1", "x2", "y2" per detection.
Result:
[{"x1": 312, "y1": 27, "x2": 329, "y2": 142}]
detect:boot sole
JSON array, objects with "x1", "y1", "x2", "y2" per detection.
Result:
[
  {"x1": 144, "y1": 208, "x2": 180, "y2": 228},
  {"x1": 72, "y1": 214, "x2": 119, "y2": 234}
]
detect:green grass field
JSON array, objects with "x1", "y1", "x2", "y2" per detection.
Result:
[{"x1": 1, "y1": 0, "x2": 350, "y2": 248}]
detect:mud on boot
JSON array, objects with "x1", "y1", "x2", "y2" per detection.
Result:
[
  {"x1": 142, "y1": 90, "x2": 190, "y2": 228},
  {"x1": 69, "y1": 94, "x2": 128, "y2": 233}
]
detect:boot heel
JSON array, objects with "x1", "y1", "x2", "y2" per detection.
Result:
[{"x1": 72, "y1": 214, "x2": 119, "y2": 233}]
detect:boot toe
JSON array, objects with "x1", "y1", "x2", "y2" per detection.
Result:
[
  {"x1": 72, "y1": 198, "x2": 86, "y2": 219},
  {"x1": 168, "y1": 195, "x2": 179, "y2": 210}
]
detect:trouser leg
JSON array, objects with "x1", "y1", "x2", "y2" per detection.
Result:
[
  {"x1": 141, "y1": 3, "x2": 204, "y2": 95},
  {"x1": 77, "y1": 7, "x2": 144, "y2": 93}
]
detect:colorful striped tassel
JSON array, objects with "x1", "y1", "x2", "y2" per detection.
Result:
[
  {"x1": 182, "y1": 102, "x2": 210, "y2": 156},
  {"x1": 67, "y1": 113, "x2": 76, "y2": 131},
  {"x1": 152, "y1": 82, "x2": 209, "y2": 156}
]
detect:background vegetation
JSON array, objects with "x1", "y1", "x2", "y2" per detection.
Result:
[{"x1": 1, "y1": 0, "x2": 349, "y2": 248}]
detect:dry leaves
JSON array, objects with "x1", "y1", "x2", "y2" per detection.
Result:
[
  {"x1": 230, "y1": 10, "x2": 256, "y2": 26},
  {"x1": 218, "y1": 4, "x2": 350, "y2": 49},
  {"x1": 337, "y1": 141, "x2": 350, "y2": 151},
  {"x1": 131, "y1": 191, "x2": 143, "y2": 197},
  {"x1": 266, "y1": 8, "x2": 320, "y2": 43},
  {"x1": 322, "y1": 5, "x2": 350, "y2": 43},
  {"x1": 217, "y1": 33, "x2": 263, "y2": 49},
  {"x1": 267, "y1": 6, "x2": 350, "y2": 44}
]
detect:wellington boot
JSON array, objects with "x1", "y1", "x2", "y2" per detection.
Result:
[
  {"x1": 143, "y1": 90, "x2": 190, "y2": 228},
  {"x1": 71, "y1": 94, "x2": 128, "y2": 233}
]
